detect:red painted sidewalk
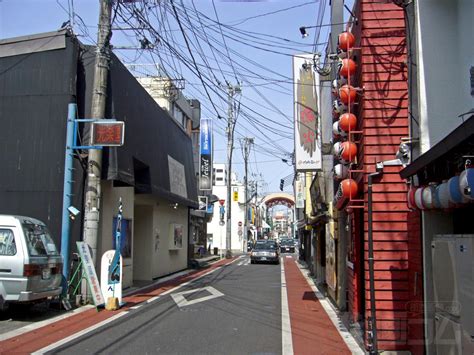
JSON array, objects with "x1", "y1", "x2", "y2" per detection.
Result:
[{"x1": 284, "y1": 256, "x2": 352, "y2": 355}]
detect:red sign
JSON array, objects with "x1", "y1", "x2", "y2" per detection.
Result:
[
  {"x1": 219, "y1": 199, "x2": 225, "y2": 206},
  {"x1": 91, "y1": 121, "x2": 125, "y2": 146}
]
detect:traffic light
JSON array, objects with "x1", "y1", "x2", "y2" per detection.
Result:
[{"x1": 279, "y1": 179, "x2": 284, "y2": 191}]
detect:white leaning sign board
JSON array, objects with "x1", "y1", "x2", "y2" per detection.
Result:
[
  {"x1": 76, "y1": 241, "x2": 105, "y2": 306},
  {"x1": 100, "y1": 250, "x2": 123, "y2": 304}
]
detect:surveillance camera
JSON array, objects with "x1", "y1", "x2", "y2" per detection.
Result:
[{"x1": 68, "y1": 206, "x2": 80, "y2": 220}]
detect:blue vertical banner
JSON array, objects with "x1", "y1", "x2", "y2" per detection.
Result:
[{"x1": 199, "y1": 118, "x2": 213, "y2": 190}]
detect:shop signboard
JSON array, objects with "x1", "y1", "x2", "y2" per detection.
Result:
[
  {"x1": 295, "y1": 178, "x2": 305, "y2": 209},
  {"x1": 76, "y1": 241, "x2": 105, "y2": 306},
  {"x1": 101, "y1": 250, "x2": 123, "y2": 304},
  {"x1": 293, "y1": 54, "x2": 322, "y2": 171},
  {"x1": 199, "y1": 118, "x2": 213, "y2": 190}
]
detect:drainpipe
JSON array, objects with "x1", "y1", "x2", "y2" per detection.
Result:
[
  {"x1": 368, "y1": 158, "x2": 405, "y2": 354},
  {"x1": 60, "y1": 103, "x2": 76, "y2": 296},
  {"x1": 367, "y1": 164, "x2": 383, "y2": 354}
]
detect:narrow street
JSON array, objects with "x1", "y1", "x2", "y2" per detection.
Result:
[{"x1": 0, "y1": 256, "x2": 360, "y2": 354}]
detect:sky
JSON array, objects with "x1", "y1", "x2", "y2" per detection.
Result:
[{"x1": 0, "y1": 0, "x2": 338, "y2": 195}]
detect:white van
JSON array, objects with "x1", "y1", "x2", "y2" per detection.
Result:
[{"x1": 0, "y1": 215, "x2": 63, "y2": 310}]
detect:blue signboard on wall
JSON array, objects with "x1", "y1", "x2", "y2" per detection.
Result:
[{"x1": 199, "y1": 118, "x2": 213, "y2": 190}]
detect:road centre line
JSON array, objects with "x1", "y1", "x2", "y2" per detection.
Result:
[{"x1": 281, "y1": 259, "x2": 294, "y2": 355}]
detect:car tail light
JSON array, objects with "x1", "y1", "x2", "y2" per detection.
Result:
[
  {"x1": 51, "y1": 264, "x2": 63, "y2": 275},
  {"x1": 23, "y1": 264, "x2": 42, "y2": 277}
]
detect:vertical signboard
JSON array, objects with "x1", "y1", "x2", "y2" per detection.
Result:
[
  {"x1": 293, "y1": 54, "x2": 322, "y2": 171},
  {"x1": 325, "y1": 221, "x2": 337, "y2": 291},
  {"x1": 76, "y1": 241, "x2": 105, "y2": 306},
  {"x1": 295, "y1": 177, "x2": 305, "y2": 209},
  {"x1": 101, "y1": 250, "x2": 123, "y2": 304},
  {"x1": 199, "y1": 118, "x2": 213, "y2": 190}
]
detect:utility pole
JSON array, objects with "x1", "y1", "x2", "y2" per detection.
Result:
[
  {"x1": 83, "y1": 0, "x2": 112, "y2": 265},
  {"x1": 242, "y1": 137, "x2": 254, "y2": 252},
  {"x1": 225, "y1": 82, "x2": 241, "y2": 258}
]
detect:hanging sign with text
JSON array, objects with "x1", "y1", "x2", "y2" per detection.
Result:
[
  {"x1": 199, "y1": 118, "x2": 213, "y2": 190},
  {"x1": 91, "y1": 120, "x2": 125, "y2": 146}
]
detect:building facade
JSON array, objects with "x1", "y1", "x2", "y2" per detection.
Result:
[
  {"x1": 0, "y1": 30, "x2": 199, "y2": 290},
  {"x1": 399, "y1": 1, "x2": 474, "y2": 354},
  {"x1": 206, "y1": 164, "x2": 246, "y2": 254}
]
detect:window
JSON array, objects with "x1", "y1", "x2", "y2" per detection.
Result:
[
  {"x1": 216, "y1": 177, "x2": 223, "y2": 181},
  {"x1": 22, "y1": 223, "x2": 59, "y2": 256},
  {"x1": 216, "y1": 169, "x2": 224, "y2": 173},
  {"x1": 0, "y1": 229, "x2": 16, "y2": 256}
]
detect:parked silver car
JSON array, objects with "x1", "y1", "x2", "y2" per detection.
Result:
[{"x1": 0, "y1": 215, "x2": 63, "y2": 310}]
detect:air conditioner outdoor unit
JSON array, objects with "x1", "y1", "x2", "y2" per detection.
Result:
[
  {"x1": 435, "y1": 313, "x2": 462, "y2": 355},
  {"x1": 432, "y1": 235, "x2": 474, "y2": 353}
]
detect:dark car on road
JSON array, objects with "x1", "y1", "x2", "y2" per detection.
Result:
[
  {"x1": 250, "y1": 240, "x2": 280, "y2": 264},
  {"x1": 280, "y1": 239, "x2": 295, "y2": 253}
]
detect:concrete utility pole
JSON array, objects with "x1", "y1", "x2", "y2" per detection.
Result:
[
  {"x1": 83, "y1": 0, "x2": 112, "y2": 265},
  {"x1": 242, "y1": 137, "x2": 254, "y2": 252},
  {"x1": 225, "y1": 82, "x2": 241, "y2": 258}
]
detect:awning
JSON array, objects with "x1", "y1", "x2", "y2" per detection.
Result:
[
  {"x1": 400, "y1": 115, "x2": 474, "y2": 183},
  {"x1": 190, "y1": 210, "x2": 206, "y2": 218}
]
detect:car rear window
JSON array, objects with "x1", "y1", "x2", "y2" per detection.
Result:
[
  {"x1": 254, "y1": 241, "x2": 277, "y2": 250},
  {"x1": 22, "y1": 223, "x2": 59, "y2": 256}
]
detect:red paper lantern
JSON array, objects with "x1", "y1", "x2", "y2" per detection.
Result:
[
  {"x1": 339, "y1": 85, "x2": 357, "y2": 105},
  {"x1": 339, "y1": 58, "x2": 357, "y2": 78},
  {"x1": 339, "y1": 113, "x2": 357, "y2": 132},
  {"x1": 338, "y1": 32, "x2": 355, "y2": 52},
  {"x1": 339, "y1": 141, "x2": 357, "y2": 162},
  {"x1": 341, "y1": 179, "x2": 358, "y2": 198}
]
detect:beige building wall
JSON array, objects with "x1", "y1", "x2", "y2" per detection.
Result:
[
  {"x1": 99, "y1": 182, "x2": 135, "y2": 288},
  {"x1": 99, "y1": 183, "x2": 189, "y2": 287}
]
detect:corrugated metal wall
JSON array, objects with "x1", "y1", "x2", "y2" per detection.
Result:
[
  {"x1": 0, "y1": 35, "x2": 84, "y2": 253},
  {"x1": 347, "y1": 1, "x2": 424, "y2": 352}
]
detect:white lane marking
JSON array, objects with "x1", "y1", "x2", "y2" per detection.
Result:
[
  {"x1": 171, "y1": 286, "x2": 224, "y2": 308},
  {"x1": 0, "y1": 305, "x2": 95, "y2": 342},
  {"x1": 295, "y1": 262, "x2": 364, "y2": 354},
  {"x1": 145, "y1": 295, "x2": 161, "y2": 304},
  {"x1": 33, "y1": 260, "x2": 240, "y2": 353},
  {"x1": 31, "y1": 312, "x2": 128, "y2": 355},
  {"x1": 237, "y1": 257, "x2": 251, "y2": 266},
  {"x1": 281, "y1": 259, "x2": 294, "y2": 355}
]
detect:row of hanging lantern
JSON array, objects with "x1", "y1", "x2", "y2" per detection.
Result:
[
  {"x1": 333, "y1": 31, "x2": 360, "y2": 210},
  {"x1": 407, "y1": 167, "x2": 474, "y2": 210}
]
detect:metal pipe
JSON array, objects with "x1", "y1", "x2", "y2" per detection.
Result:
[
  {"x1": 60, "y1": 103, "x2": 76, "y2": 294},
  {"x1": 368, "y1": 171, "x2": 381, "y2": 354}
]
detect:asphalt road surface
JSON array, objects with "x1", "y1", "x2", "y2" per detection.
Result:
[{"x1": 51, "y1": 256, "x2": 285, "y2": 355}]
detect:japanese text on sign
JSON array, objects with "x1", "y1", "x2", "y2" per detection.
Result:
[{"x1": 91, "y1": 121, "x2": 125, "y2": 146}]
